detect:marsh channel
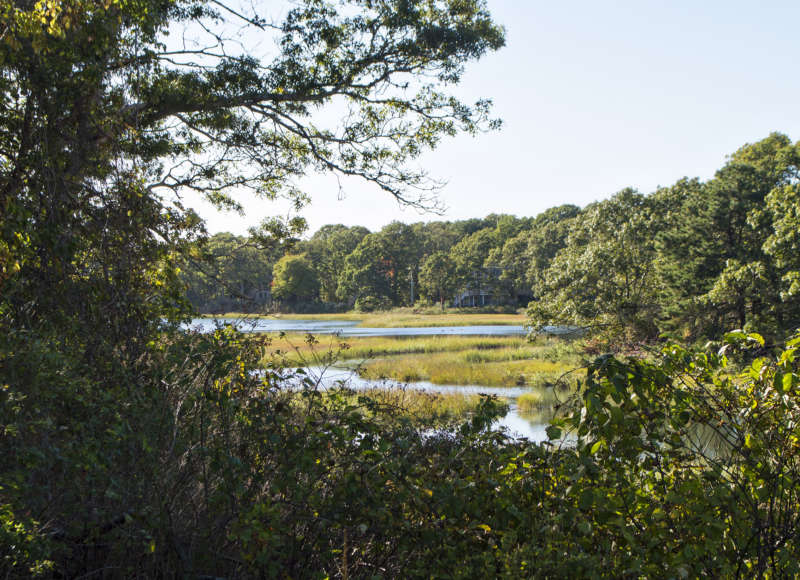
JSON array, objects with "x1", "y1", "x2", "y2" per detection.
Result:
[{"x1": 188, "y1": 317, "x2": 556, "y2": 442}]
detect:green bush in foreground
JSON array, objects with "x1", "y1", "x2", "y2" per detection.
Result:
[
  {"x1": 552, "y1": 330, "x2": 800, "y2": 577},
  {"x1": 3, "y1": 328, "x2": 800, "y2": 577}
]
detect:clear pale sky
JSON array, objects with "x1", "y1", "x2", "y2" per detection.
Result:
[{"x1": 193, "y1": 0, "x2": 800, "y2": 236}]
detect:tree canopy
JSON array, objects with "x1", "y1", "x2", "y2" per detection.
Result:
[{"x1": 0, "y1": 1, "x2": 506, "y2": 575}]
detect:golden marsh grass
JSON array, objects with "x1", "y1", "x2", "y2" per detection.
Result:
[
  {"x1": 209, "y1": 308, "x2": 526, "y2": 328},
  {"x1": 259, "y1": 332, "x2": 584, "y2": 389},
  {"x1": 355, "y1": 388, "x2": 488, "y2": 422},
  {"x1": 359, "y1": 353, "x2": 575, "y2": 387}
]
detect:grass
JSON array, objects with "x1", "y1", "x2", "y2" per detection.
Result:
[
  {"x1": 517, "y1": 386, "x2": 575, "y2": 412},
  {"x1": 359, "y1": 354, "x2": 576, "y2": 387},
  {"x1": 352, "y1": 336, "x2": 584, "y2": 388},
  {"x1": 260, "y1": 334, "x2": 582, "y2": 363},
  {"x1": 260, "y1": 334, "x2": 585, "y2": 388},
  {"x1": 204, "y1": 307, "x2": 526, "y2": 328},
  {"x1": 353, "y1": 388, "x2": 490, "y2": 423}
]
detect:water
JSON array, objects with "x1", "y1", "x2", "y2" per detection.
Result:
[
  {"x1": 292, "y1": 366, "x2": 554, "y2": 442},
  {"x1": 186, "y1": 317, "x2": 527, "y2": 337},
  {"x1": 188, "y1": 317, "x2": 556, "y2": 441}
]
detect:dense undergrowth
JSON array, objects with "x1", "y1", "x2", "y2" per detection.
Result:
[{"x1": 4, "y1": 327, "x2": 800, "y2": 577}]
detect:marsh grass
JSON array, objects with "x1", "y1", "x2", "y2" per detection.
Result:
[
  {"x1": 353, "y1": 340, "x2": 584, "y2": 387},
  {"x1": 353, "y1": 388, "x2": 488, "y2": 423},
  {"x1": 264, "y1": 334, "x2": 583, "y2": 361},
  {"x1": 259, "y1": 333, "x2": 585, "y2": 388},
  {"x1": 517, "y1": 388, "x2": 571, "y2": 412},
  {"x1": 359, "y1": 355, "x2": 576, "y2": 387},
  {"x1": 209, "y1": 308, "x2": 526, "y2": 328},
  {"x1": 261, "y1": 334, "x2": 531, "y2": 367},
  {"x1": 287, "y1": 384, "x2": 491, "y2": 426}
]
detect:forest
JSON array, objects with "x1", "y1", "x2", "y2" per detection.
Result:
[
  {"x1": 2, "y1": 0, "x2": 800, "y2": 578},
  {"x1": 187, "y1": 131, "x2": 800, "y2": 346}
]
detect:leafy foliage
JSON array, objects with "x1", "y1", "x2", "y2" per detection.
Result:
[
  {"x1": 529, "y1": 189, "x2": 660, "y2": 340},
  {"x1": 541, "y1": 331, "x2": 800, "y2": 577},
  {"x1": 271, "y1": 253, "x2": 320, "y2": 304},
  {"x1": 1, "y1": 0, "x2": 508, "y2": 576}
]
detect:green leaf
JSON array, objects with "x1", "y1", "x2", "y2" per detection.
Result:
[
  {"x1": 723, "y1": 330, "x2": 748, "y2": 344},
  {"x1": 578, "y1": 489, "x2": 594, "y2": 510},
  {"x1": 545, "y1": 425, "x2": 562, "y2": 440}
]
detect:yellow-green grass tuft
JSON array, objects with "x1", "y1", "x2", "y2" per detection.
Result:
[{"x1": 358, "y1": 354, "x2": 576, "y2": 387}]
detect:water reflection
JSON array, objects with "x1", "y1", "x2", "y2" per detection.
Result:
[
  {"x1": 186, "y1": 317, "x2": 526, "y2": 337},
  {"x1": 293, "y1": 365, "x2": 553, "y2": 442}
]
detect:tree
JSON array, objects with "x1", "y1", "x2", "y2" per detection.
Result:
[
  {"x1": 304, "y1": 224, "x2": 370, "y2": 302},
  {"x1": 529, "y1": 189, "x2": 660, "y2": 340},
  {"x1": 181, "y1": 232, "x2": 278, "y2": 312},
  {"x1": 271, "y1": 254, "x2": 320, "y2": 305},
  {"x1": 448, "y1": 227, "x2": 502, "y2": 304},
  {"x1": 419, "y1": 250, "x2": 456, "y2": 309},
  {"x1": 336, "y1": 222, "x2": 421, "y2": 306},
  {"x1": 2, "y1": 0, "x2": 504, "y2": 334},
  {"x1": 0, "y1": 1, "x2": 504, "y2": 575},
  {"x1": 412, "y1": 220, "x2": 462, "y2": 256},
  {"x1": 490, "y1": 204, "x2": 580, "y2": 305},
  {"x1": 654, "y1": 134, "x2": 800, "y2": 340},
  {"x1": 765, "y1": 182, "x2": 800, "y2": 303}
]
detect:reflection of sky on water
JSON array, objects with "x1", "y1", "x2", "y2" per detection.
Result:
[
  {"x1": 186, "y1": 317, "x2": 527, "y2": 336},
  {"x1": 186, "y1": 319, "x2": 573, "y2": 442},
  {"x1": 295, "y1": 366, "x2": 552, "y2": 443},
  {"x1": 495, "y1": 404, "x2": 551, "y2": 442}
]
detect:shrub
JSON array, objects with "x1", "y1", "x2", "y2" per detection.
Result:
[{"x1": 354, "y1": 295, "x2": 393, "y2": 312}]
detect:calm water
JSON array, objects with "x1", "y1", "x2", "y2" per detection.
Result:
[
  {"x1": 186, "y1": 317, "x2": 527, "y2": 336},
  {"x1": 189, "y1": 317, "x2": 557, "y2": 441},
  {"x1": 294, "y1": 366, "x2": 554, "y2": 442}
]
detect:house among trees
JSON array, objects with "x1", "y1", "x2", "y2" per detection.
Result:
[
  {"x1": 452, "y1": 266, "x2": 504, "y2": 307},
  {"x1": 453, "y1": 287, "x2": 494, "y2": 307}
]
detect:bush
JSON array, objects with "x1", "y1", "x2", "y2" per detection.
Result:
[
  {"x1": 5, "y1": 325, "x2": 800, "y2": 577},
  {"x1": 542, "y1": 330, "x2": 800, "y2": 577},
  {"x1": 354, "y1": 295, "x2": 393, "y2": 312}
]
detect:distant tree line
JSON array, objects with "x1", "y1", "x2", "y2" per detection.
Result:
[
  {"x1": 182, "y1": 213, "x2": 543, "y2": 312},
  {"x1": 185, "y1": 133, "x2": 800, "y2": 343}
]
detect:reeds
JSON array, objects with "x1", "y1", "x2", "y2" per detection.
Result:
[
  {"x1": 260, "y1": 334, "x2": 585, "y2": 389},
  {"x1": 262, "y1": 334, "x2": 530, "y2": 366},
  {"x1": 208, "y1": 308, "x2": 526, "y2": 328},
  {"x1": 354, "y1": 339, "x2": 583, "y2": 388}
]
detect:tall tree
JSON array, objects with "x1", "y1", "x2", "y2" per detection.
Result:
[
  {"x1": 529, "y1": 189, "x2": 660, "y2": 340},
  {"x1": 0, "y1": 1, "x2": 504, "y2": 574},
  {"x1": 271, "y1": 254, "x2": 320, "y2": 305},
  {"x1": 448, "y1": 227, "x2": 500, "y2": 303},
  {"x1": 655, "y1": 134, "x2": 800, "y2": 339},
  {"x1": 419, "y1": 250, "x2": 457, "y2": 309},
  {"x1": 181, "y1": 232, "x2": 279, "y2": 312},
  {"x1": 305, "y1": 224, "x2": 370, "y2": 302},
  {"x1": 337, "y1": 222, "x2": 420, "y2": 306}
]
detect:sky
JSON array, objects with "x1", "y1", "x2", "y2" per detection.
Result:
[{"x1": 192, "y1": 0, "x2": 800, "y2": 237}]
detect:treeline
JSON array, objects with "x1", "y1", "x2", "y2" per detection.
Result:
[
  {"x1": 182, "y1": 214, "x2": 546, "y2": 312},
  {"x1": 186, "y1": 132, "x2": 800, "y2": 343},
  {"x1": 530, "y1": 132, "x2": 800, "y2": 344}
]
